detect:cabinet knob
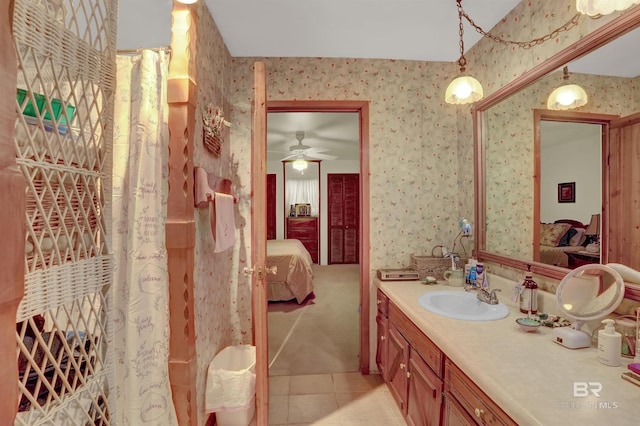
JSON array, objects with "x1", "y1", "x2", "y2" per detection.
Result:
[
  {"x1": 406, "y1": 372, "x2": 411, "y2": 378},
  {"x1": 474, "y1": 408, "x2": 484, "y2": 418},
  {"x1": 380, "y1": 335, "x2": 385, "y2": 341},
  {"x1": 400, "y1": 363, "x2": 406, "y2": 370},
  {"x1": 377, "y1": 299, "x2": 381, "y2": 305}
]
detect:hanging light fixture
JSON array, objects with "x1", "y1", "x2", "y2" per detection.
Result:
[
  {"x1": 445, "y1": 0, "x2": 483, "y2": 104},
  {"x1": 576, "y1": 0, "x2": 640, "y2": 16},
  {"x1": 292, "y1": 153, "x2": 308, "y2": 171},
  {"x1": 177, "y1": 0, "x2": 199, "y2": 4},
  {"x1": 547, "y1": 66, "x2": 588, "y2": 110}
]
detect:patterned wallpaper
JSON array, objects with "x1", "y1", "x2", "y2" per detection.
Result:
[{"x1": 192, "y1": 3, "x2": 252, "y2": 424}]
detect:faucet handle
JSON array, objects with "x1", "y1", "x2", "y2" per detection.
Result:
[{"x1": 490, "y1": 288, "x2": 501, "y2": 302}]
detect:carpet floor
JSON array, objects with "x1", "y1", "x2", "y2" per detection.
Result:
[{"x1": 268, "y1": 264, "x2": 360, "y2": 376}]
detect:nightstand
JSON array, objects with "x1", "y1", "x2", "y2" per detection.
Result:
[{"x1": 567, "y1": 251, "x2": 601, "y2": 268}]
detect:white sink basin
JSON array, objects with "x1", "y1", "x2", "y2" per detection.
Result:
[{"x1": 418, "y1": 291, "x2": 509, "y2": 321}]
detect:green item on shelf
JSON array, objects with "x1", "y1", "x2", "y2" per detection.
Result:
[{"x1": 16, "y1": 88, "x2": 75, "y2": 124}]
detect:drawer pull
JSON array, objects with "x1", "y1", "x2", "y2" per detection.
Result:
[
  {"x1": 400, "y1": 363, "x2": 406, "y2": 370},
  {"x1": 474, "y1": 408, "x2": 484, "y2": 418}
]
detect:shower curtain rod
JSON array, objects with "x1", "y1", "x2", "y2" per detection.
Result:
[{"x1": 116, "y1": 46, "x2": 172, "y2": 55}]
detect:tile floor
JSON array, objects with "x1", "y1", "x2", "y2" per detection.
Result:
[{"x1": 267, "y1": 372, "x2": 404, "y2": 425}]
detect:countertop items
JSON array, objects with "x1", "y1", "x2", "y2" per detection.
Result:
[{"x1": 376, "y1": 278, "x2": 637, "y2": 426}]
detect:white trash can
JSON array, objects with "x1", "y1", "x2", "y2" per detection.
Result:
[{"x1": 205, "y1": 345, "x2": 256, "y2": 426}]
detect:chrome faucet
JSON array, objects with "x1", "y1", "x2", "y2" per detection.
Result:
[{"x1": 477, "y1": 288, "x2": 501, "y2": 305}]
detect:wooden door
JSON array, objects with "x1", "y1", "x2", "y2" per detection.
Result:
[
  {"x1": 266, "y1": 174, "x2": 276, "y2": 239},
  {"x1": 609, "y1": 112, "x2": 640, "y2": 271},
  {"x1": 251, "y1": 62, "x2": 269, "y2": 426},
  {"x1": 328, "y1": 173, "x2": 359, "y2": 264}
]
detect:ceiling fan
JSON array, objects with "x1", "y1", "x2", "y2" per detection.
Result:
[{"x1": 279, "y1": 131, "x2": 338, "y2": 161}]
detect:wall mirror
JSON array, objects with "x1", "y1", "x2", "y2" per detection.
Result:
[{"x1": 474, "y1": 9, "x2": 640, "y2": 301}]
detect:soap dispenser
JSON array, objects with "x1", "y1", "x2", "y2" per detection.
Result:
[
  {"x1": 519, "y1": 265, "x2": 538, "y2": 314},
  {"x1": 598, "y1": 319, "x2": 622, "y2": 367}
]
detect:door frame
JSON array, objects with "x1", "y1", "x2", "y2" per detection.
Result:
[{"x1": 266, "y1": 100, "x2": 371, "y2": 374}]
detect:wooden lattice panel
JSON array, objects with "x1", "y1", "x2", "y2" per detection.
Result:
[{"x1": 12, "y1": 0, "x2": 116, "y2": 424}]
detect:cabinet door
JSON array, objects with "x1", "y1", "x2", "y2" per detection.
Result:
[
  {"x1": 443, "y1": 393, "x2": 476, "y2": 426},
  {"x1": 406, "y1": 351, "x2": 443, "y2": 426},
  {"x1": 387, "y1": 326, "x2": 409, "y2": 414},
  {"x1": 376, "y1": 313, "x2": 389, "y2": 381}
]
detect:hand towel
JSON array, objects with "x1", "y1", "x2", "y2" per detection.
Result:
[{"x1": 212, "y1": 192, "x2": 236, "y2": 253}]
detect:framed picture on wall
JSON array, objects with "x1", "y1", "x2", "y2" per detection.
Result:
[
  {"x1": 295, "y1": 203, "x2": 311, "y2": 216},
  {"x1": 558, "y1": 182, "x2": 575, "y2": 203}
]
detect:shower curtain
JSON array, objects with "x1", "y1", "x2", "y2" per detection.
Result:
[{"x1": 112, "y1": 50, "x2": 178, "y2": 425}]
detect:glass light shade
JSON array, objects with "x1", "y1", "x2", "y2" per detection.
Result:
[
  {"x1": 547, "y1": 84, "x2": 588, "y2": 110},
  {"x1": 576, "y1": 0, "x2": 640, "y2": 16},
  {"x1": 445, "y1": 76, "x2": 484, "y2": 104},
  {"x1": 292, "y1": 158, "x2": 308, "y2": 171},
  {"x1": 177, "y1": 0, "x2": 198, "y2": 4}
]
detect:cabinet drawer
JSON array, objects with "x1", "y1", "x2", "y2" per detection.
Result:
[
  {"x1": 287, "y1": 217, "x2": 318, "y2": 238},
  {"x1": 376, "y1": 289, "x2": 389, "y2": 317},
  {"x1": 389, "y1": 301, "x2": 442, "y2": 378},
  {"x1": 445, "y1": 359, "x2": 517, "y2": 426}
]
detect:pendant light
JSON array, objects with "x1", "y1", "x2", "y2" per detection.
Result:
[
  {"x1": 576, "y1": 0, "x2": 640, "y2": 16},
  {"x1": 547, "y1": 66, "x2": 588, "y2": 110},
  {"x1": 445, "y1": 0, "x2": 483, "y2": 104}
]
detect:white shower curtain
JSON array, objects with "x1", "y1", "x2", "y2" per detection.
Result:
[{"x1": 112, "y1": 50, "x2": 178, "y2": 425}]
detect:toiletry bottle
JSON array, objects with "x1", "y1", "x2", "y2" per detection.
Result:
[
  {"x1": 476, "y1": 262, "x2": 485, "y2": 289},
  {"x1": 519, "y1": 265, "x2": 538, "y2": 314},
  {"x1": 598, "y1": 319, "x2": 622, "y2": 367}
]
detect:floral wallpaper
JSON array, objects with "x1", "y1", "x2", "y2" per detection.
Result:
[{"x1": 192, "y1": 4, "x2": 253, "y2": 425}]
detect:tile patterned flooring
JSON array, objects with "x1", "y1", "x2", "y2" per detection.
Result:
[{"x1": 267, "y1": 372, "x2": 404, "y2": 425}]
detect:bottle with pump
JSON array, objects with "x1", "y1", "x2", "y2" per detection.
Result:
[
  {"x1": 519, "y1": 265, "x2": 538, "y2": 314},
  {"x1": 598, "y1": 319, "x2": 622, "y2": 366}
]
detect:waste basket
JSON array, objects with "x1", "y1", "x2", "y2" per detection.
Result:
[{"x1": 205, "y1": 345, "x2": 256, "y2": 426}]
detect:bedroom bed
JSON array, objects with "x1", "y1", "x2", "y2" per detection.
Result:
[
  {"x1": 539, "y1": 219, "x2": 589, "y2": 268},
  {"x1": 266, "y1": 239, "x2": 314, "y2": 303}
]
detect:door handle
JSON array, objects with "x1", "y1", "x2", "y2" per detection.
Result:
[{"x1": 243, "y1": 265, "x2": 278, "y2": 279}]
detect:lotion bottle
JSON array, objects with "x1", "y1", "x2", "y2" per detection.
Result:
[{"x1": 598, "y1": 319, "x2": 622, "y2": 367}]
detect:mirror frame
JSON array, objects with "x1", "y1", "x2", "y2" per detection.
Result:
[{"x1": 473, "y1": 7, "x2": 640, "y2": 301}]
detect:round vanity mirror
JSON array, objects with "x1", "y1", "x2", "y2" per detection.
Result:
[{"x1": 552, "y1": 264, "x2": 625, "y2": 349}]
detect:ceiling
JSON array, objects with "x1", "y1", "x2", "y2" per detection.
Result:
[{"x1": 116, "y1": 1, "x2": 640, "y2": 162}]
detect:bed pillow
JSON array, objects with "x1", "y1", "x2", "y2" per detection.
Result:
[
  {"x1": 540, "y1": 223, "x2": 572, "y2": 247},
  {"x1": 558, "y1": 227, "x2": 578, "y2": 246},
  {"x1": 569, "y1": 227, "x2": 587, "y2": 246}
]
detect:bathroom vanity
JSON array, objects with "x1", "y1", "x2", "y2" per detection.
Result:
[{"x1": 375, "y1": 278, "x2": 637, "y2": 425}]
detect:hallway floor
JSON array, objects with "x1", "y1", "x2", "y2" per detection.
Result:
[
  {"x1": 265, "y1": 265, "x2": 403, "y2": 425},
  {"x1": 267, "y1": 372, "x2": 404, "y2": 425}
]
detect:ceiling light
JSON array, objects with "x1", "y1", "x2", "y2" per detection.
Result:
[
  {"x1": 576, "y1": 0, "x2": 640, "y2": 16},
  {"x1": 445, "y1": 0, "x2": 483, "y2": 105},
  {"x1": 177, "y1": 0, "x2": 198, "y2": 4},
  {"x1": 547, "y1": 67, "x2": 588, "y2": 110},
  {"x1": 292, "y1": 155, "x2": 308, "y2": 171}
]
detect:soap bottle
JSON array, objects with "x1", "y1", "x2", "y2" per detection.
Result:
[
  {"x1": 598, "y1": 319, "x2": 622, "y2": 366},
  {"x1": 519, "y1": 265, "x2": 538, "y2": 314}
]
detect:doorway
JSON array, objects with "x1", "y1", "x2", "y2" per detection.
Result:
[{"x1": 265, "y1": 100, "x2": 371, "y2": 376}]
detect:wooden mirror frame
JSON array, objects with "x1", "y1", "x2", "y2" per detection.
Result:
[{"x1": 473, "y1": 8, "x2": 640, "y2": 301}]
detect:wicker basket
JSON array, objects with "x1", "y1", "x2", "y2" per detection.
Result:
[{"x1": 410, "y1": 254, "x2": 466, "y2": 280}]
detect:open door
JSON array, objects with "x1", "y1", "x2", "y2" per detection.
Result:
[
  {"x1": 609, "y1": 112, "x2": 640, "y2": 271},
  {"x1": 251, "y1": 62, "x2": 269, "y2": 426}
]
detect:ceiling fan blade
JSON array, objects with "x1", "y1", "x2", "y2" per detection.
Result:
[
  {"x1": 279, "y1": 153, "x2": 297, "y2": 161},
  {"x1": 306, "y1": 152, "x2": 338, "y2": 161}
]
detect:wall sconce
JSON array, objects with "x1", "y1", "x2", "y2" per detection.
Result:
[
  {"x1": 576, "y1": 0, "x2": 640, "y2": 16},
  {"x1": 547, "y1": 67, "x2": 588, "y2": 110}
]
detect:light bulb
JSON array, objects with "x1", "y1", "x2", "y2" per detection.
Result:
[{"x1": 292, "y1": 158, "x2": 307, "y2": 171}]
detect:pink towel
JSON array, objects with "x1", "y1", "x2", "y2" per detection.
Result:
[{"x1": 212, "y1": 193, "x2": 236, "y2": 252}]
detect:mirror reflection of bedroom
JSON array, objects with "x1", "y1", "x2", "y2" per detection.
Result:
[
  {"x1": 265, "y1": 112, "x2": 362, "y2": 379},
  {"x1": 538, "y1": 120, "x2": 603, "y2": 269}
]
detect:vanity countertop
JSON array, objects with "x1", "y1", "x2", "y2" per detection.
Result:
[{"x1": 376, "y1": 278, "x2": 638, "y2": 426}]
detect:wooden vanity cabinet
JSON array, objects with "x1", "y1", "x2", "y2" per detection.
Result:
[
  {"x1": 386, "y1": 301, "x2": 444, "y2": 424},
  {"x1": 444, "y1": 359, "x2": 517, "y2": 426},
  {"x1": 375, "y1": 289, "x2": 390, "y2": 381}
]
